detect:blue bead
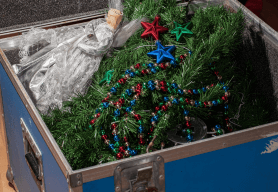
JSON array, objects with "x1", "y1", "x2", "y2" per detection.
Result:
[
  {"x1": 108, "y1": 144, "x2": 114, "y2": 150},
  {"x1": 130, "y1": 72, "x2": 136, "y2": 77},
  {"x1": 172, "y1": 98, "x2": 179, "y2": 105},
  {"x1": 187, "y1": 134, "x2": 193, "y2": 141},
  {"x1": 224, "y1": 104, "x2": 228, "y2": 110},
  {"x1": 189, "y1": 51, "x2": 192, "y2": 55},
  {"x1": 114, "y1": 109, "x2": 121, "y2": 117},
  {"x1": 178, "y1": 89, "x2": 184, "y2": 95},
  {"x1": 130, "y1": 99, "x2": 136, "y2": 106},
  {"x1": 95, "y1": 109, "x2": 99, "y2": 113},
  {"x1": 103, "y1": 102, "x2": 109, "y2": 109},
  {"x1": 125, "y1": 69, "x2": 131, "y2": 74},
  {"x1": 126, "y1": 107, "x2": 132, "y2": 112},
  {"x1": 202, "y1": 87, "x2": 207, "y2": 92},
  {"x1": 130, "y1": 150, "x2": 137, "y2": 156},
  {"x1": 148, "y1": 63, "x2": 154, "y2": 68},
  {"x1": 148, "y1": 80, "x2": 154, "y2": 85},
  {"x1": 114, "y1": 135, "x2": 120, "y2": 142},
  {"x1": 193, "y1": 89, "x2": 198, "y2": 94},
  {"x1": 170, "y1": 60, "x2": 176, "y2": 65},
  {"x1": 164, "y1": 96, "x2": 169, "y2": 102},
  {"x1": 151, "y1": 67, "x2": 157, "y2": 74},
  {"x1": 171, "y1": 83, "x2": 178, "y2": 89},
  {"x1": 195, "y1": 100, "x2": 199, "y2": 107},
  {"x1": 215, "y1": 124, "x2": 221, "y2": 130},
  {"x1": 212, "y1": 100, "x2": 218, "y2": 106},
  {"x1": 153, "y1": 115, "x2": 159, "y2": 121},
  {"x1": 148, "y1": 85, "x2": 155, "y2": 91},
  {"x1": 183, "y1": 110, "x2": 189, "y2": 116},
  {"x1": 127, "y1": 147, "x2": 131, "y2": 151},
  {"x1": 125, "y1": 89, "x2": 132, "y2": 96},
  {"x1": 110, "y1": 87, "x2": 117, "y2": 94}
]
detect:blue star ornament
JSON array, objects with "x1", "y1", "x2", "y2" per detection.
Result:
[{"x1": 147, "y1": 41, "x2": 176, "y2": 64}]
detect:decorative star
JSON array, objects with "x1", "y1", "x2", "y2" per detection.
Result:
[
  {"x1": 147, "y1": 41, "x2": 176, "y2": 64},
  {"x1": 141, "y1": 15, "x2": 169, "y2": 40},
  {"x1": 171, "y1": 22, "x2": 193, "y2": 41}
]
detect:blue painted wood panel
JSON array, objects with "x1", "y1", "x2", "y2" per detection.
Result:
[
  {"x1": 82, "y1": 136, "x2": 278, "y2": 192},
  {"x1": 0, "y1": 63, "x2": 69, "y2": 192}
]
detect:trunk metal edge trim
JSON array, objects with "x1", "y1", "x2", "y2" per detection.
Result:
[{"x1": 0, "y1": 49, "x2": 73, "y2": 178}]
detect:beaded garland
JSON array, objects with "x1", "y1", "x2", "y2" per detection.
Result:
[{"x1": 87, "y1": 50, "x2": 231, "y2": 160}]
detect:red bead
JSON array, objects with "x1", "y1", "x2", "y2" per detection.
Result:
[
  {"x1": 185, "y1": 98, "x2": 190, "y2": 104},
  {"x1": 185, "y1": 121, "x2": 191, "y2": 127},
  {"x1": 123, "y1": 136, "x2": 128, "y2": 142},
  {"x1": 90, "y1": 119, "x2": 96, "y2": 125},
  {"x1": 155, "y1": 106, "x2": 160, "y2": 111},
  {"x1": 119, "y1": 98, "x2": 125, "y2": 104},
  {"x1": 141, "y1": 69, "x2": 147, "y2": 75},
  {"x1": 102, "y1": 98, "x2": 108, "y2": 102},
  {"x1": 211, "y1": 84, "x2": 214, "y2": 87},
  {"x1": 118, "y1": 78, "x2": 126, "y2": 84},
  {"x1": 116, "y1": 153, "x2": 123, "y2": 160},
  {"x1": 214, "y1": 71, "x2": 219, "y2": 76},
  {"x1": 160, "y1": 81, "x2": 166, "y2": 86},
  {"x1": 139, "y1": 138, "x2": 145, "y2": 145},
  {"x1": 96, "y1": 113, "x2": 101, "y2": 118},
  {"x1": 188, "y1": 89, "x2": 193, "y2": 94},
  {"x1": 225, "y1": 117, "x2": 229, "y2": 122},
  {"x1": 124, "y1": 112, "x2": 128, "y2": 116},
  {"x1": 227, "y1": 127, "x2": 233, "y2": 132},
  {"x1": 135, "y1": 89, "x2": 141, "y2": 94},
  {"x1": 111, "y1": 123, "x2": 117, "y2": 129},
  {"x1": 119, "y1": 146, "x2": 125, "y2": 153},
  {"x1": 101, "y1": 135, "x2": 108, "y2": 140},
  {"x1": 150, "y1": 127, "x2": 154, "y2": 132},
  {"x1": 160, "y1": 86, "x2": 167, "y2": 92},
  {"x1": 221, "y1": 96, "x2": 228, "y2": 101},
  {"x1": 136, "y1": 83, "x2": 142, "y2": 88},
  {"x1": 179, "y1": 55, "x2": 185, "y2": 60},
  {"x1": 161, "y1": 105, "x2": 168, "y2": 111},
  {"x1": 160, "y1": 63, "x2": 166, "y2": 70},
  {"x1": 135, "y1": 63, "x2": 141, "y2": 69},
  {"x1": 134, "y1": 114, "x2": 141, "y2": 121},
  {"x1": 204, "y1": 101, "x2": 208, "y2": 107}
]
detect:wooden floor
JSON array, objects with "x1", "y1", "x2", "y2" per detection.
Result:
[{"x1": 0, "y1": 88, "x2": 15, "y2": 192}]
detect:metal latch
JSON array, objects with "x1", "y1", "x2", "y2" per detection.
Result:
[
  {"x1": 21, "y1": 118, "x2": 46, "y2": 192},
  {"x1": 114, "y1": 155, "x2": 165, "y2": 192}
]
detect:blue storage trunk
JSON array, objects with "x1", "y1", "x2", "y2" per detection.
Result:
[{"x1": 1, "y1": 0, "x2": 278, "y2": 192}]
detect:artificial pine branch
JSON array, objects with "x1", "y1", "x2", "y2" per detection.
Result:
[{"x1": 40, "y1": 1, "x2": 270, "y2": 170}]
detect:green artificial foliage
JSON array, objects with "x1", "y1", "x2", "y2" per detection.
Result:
[{"x1": 41, "y1": 0, "x2": 270, "y2": 170}]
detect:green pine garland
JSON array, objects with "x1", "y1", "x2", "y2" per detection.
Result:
[{"x1": 41, "y1": 0, "x2": 270, "y2": 170}]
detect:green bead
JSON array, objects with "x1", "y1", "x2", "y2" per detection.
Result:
[
  {"x1": 112, "y1": 148, "x2": 119, "y2": 155},
  {"x1": 224, "y1": 111, "x2": 228, "y2": 115},
  {"x1": 112, "y1": 117, "x2": 119, "y2": 121},
  {"x1": 172, "y1": 89, "x2": 177, "y2": 94},
  {"x1": 114, "y1": 142, "x2": 120, "y2": 148},
  {"x1": 167, "y1": 82, "x2": 171, "y2": 87},
  {"x1": 175, "y1": 57, "x2": 181, "y2": 62},
  {"x1": 100, "y1": 130, "x2": 105, "y2": 135},
  {"x1": 143, "y1": 64, "x2": 146, "y2": 67},
  {"x1": 167, "y1": 87, "x2": 172, "y2": 93},
  {"x1": 157, "y1": 110, "x2": 163, "y2": 116},
  {"x1": 186, "y1": 129, "x2": 192, "y2": 134},
  {"x1": 121, "y1": 74, "x2": 125, "y2": 78},
  {"x1": 155, "y1": 66, "x2": 160, "y2": 71},
  {"x1": 217, "y1": 129, "x2": 223, "y2": 135},
  {"x1": 149, "y1": 135, "x2": 153, "y2": 139},
  {"x1": 181, "y1": 105, "x2": 185, "y2": 109},
  {"x1": 159, "y1": 102, "x2": 164, "y2": 106},
  {"x1": 216, "y1": 83, "x2": 221, "y2": 87},
  {"x1": 122, "y1": 107, "x2": 126, "y2": 110},
  {"x1": 199, "y1": 101, "x2": 204, "y2": 107},
  {"x1": 198, "y1": 89, "x2": 202, "y2": 94},
  {"x1": 217, "y1": 99, "x2": 223, "y2": 104},
  {"x1": 143, "y1": 85, "x2": 147, "y2": 90},
  {"x1": 211, "y1": 67, "x2": 215, "y2": 70},
  {"x1": 121, "y1": 93, "x2": 127, "y2": 99},
  {"x1": 90, "y1": 116, "x2": 93, "y2": 119},
  {"x1": 138, "y1": 120, "x2": 143, "y2": 125},
  {"x1": 179, "y1": 98, "x2": 184, "y2": 103},
  {"x1": 115, "y1": 83, "x2": 121, "y2": 88},
  {"x1": 135, "y1": 145, "x2": 141, "y2": 151},
  {"x1": 83, "y1": 127, "x2": 87, "y2": 131},
  {"x1": 135, "y1": 70, "x2": 140, "y2": 75}
]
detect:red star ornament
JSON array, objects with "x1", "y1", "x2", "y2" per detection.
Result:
[{"x1": 140, "y1": 15, "x2": 169, "y2": 40}]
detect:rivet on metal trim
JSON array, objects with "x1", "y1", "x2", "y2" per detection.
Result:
[
  {"x1": 117, "y1": 166, "x2": 121, "y2": 171},
  {"x1": 116, "y1": 186, "x2": 120, "y2": 191},
  {"x1": 77, "y1": 181, "x2": 82, "y2": 186},
  {"x1": 76, "y1": 174, "x2": 81, "y2": 179},
  {"x1": 157, "y1": 156, "x2": 161, "y2": 161},
  {"x1": 159, "y1": 175, "x2": 164, "y2": 180}
]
